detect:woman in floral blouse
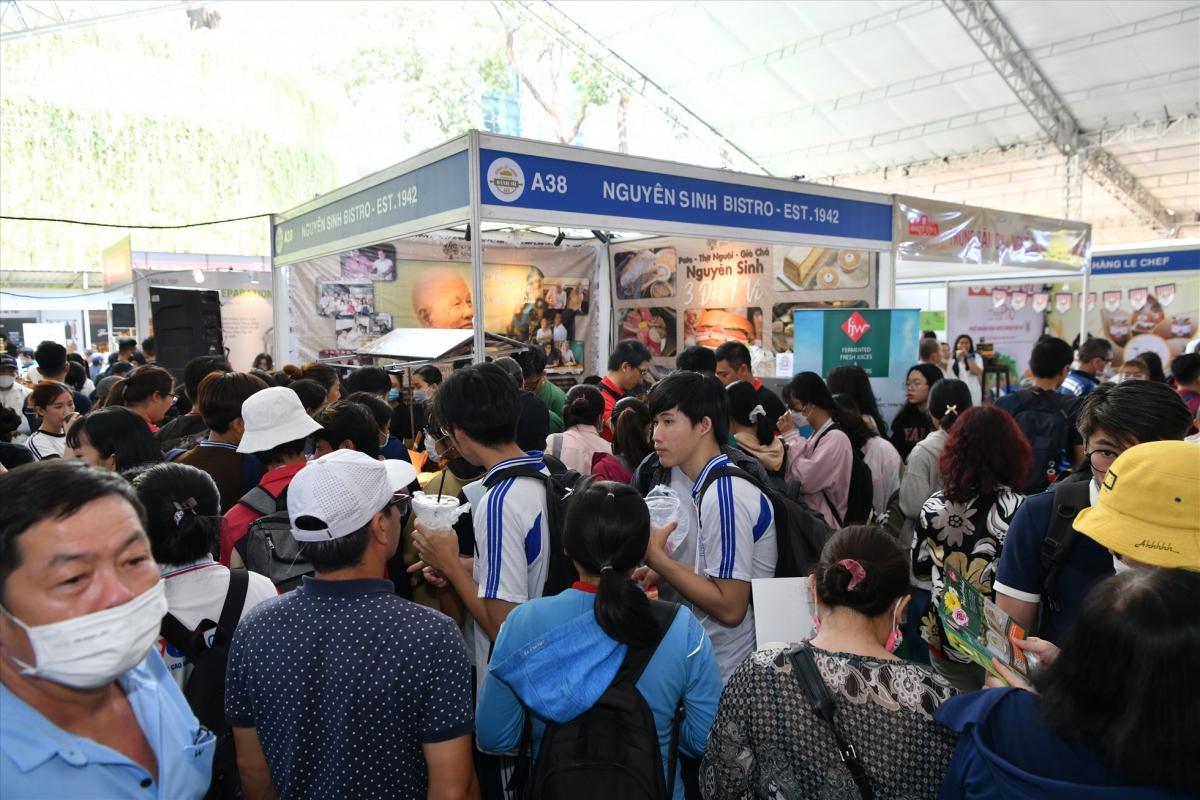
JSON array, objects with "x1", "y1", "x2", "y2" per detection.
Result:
[
  {"x1": 702, "y1": 526, "x2": 959, "y2": 800},
  {"x1": 911, "y1": 406, "x2": 1031, "y2": 692}
]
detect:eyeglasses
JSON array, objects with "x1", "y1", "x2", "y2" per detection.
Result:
[
  {"x1": 1084, "y1": 448, "x2": 1121, "y2": 474},
  {"x1": 388, "y1": 492, "x2": 411, "y2": 515},
  {"x1": 905, "y1": 381, "x2": 927, "y2": 389},
  {"x1": 636, "y1": 366, "x2": 652, "y2": 379}
]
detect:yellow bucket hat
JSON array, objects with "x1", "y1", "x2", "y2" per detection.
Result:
[{"x1": 1073, "y1": 440, "x2": 1200, "y2": 571}]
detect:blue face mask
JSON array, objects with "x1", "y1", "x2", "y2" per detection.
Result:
[{"x1": 387, "y1": 389, "x2": 400, "y2": 402}]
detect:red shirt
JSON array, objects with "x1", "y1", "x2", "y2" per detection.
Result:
[
  {"x1": 599, "y1": 376, "x2": 625, "y2": 442},
  {"x1": 219, "y1": 462, "x2": 306, "y2": 566}
]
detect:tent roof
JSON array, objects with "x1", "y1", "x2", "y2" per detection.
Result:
[{"x1": 553, "y1": 0, "x2": 1199, "y2": 246}]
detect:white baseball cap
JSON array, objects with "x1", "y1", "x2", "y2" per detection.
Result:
[
  {"x1": 237, "y1": 387, "x2": 323, "y2": 454},
  {"x1": 287, "y1": 449, "x2": 417, "y2": 541}
]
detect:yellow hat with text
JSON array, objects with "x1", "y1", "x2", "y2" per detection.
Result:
[{"x1": 1073, "y1": 440, "x2": 1200, "y2": 571}]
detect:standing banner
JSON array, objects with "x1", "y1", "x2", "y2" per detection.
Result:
[
  {"x1": 609, "y1": 236, "x2": 879, "y2": 376},
  {"x1": 102, "y1": 236, "x2": 132, "y2": 289},
  {"x1": 895, "y1": 196, "x2": 1090, "y2": 269},
  {"x1": 790, "y1": 308, "x2": 920, "y2": 423},
  {"x1": 947, "y1": 285, "x2": 1046, "y2": 383}
]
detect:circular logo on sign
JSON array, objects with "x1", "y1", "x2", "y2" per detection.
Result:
[
  {"x1": 274, "y1": 226, "x2": 284, "y2": 254},
  {"x1": 487, "y1": 158, "x2": 525, "y2": 203}
]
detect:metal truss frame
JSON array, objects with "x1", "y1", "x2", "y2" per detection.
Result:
[
  {"x1": 943, "y1": 0, "x2": 1177, "y2": 234},
  {"x1": 0, "y1": 1, "x2": 204, "y2": 41}
]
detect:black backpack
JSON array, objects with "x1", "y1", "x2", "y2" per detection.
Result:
[
  {"x1": 1012, "y1": 389, "x2": 1073, "y2": 494},
  {"x1": 1039, "y1": 476, "x2": 1093, "y2": 618},
  {"x1": 697, "y1": 464, "x2": 832, "y2": 579},
  {"x1": 813, "y1": 426, "x2": 875, "y2": 527},
  {"x1": 240, "y1": 485, "x2": 313, "y2": 593},
  {"x1": 519, "y1": 601, "x2": 684, "y2": 800},
  {"x1": 159, "y1": 569, "x2": 249, "y2": 800},
  {"x1": 485, "y1": 460, "x2": 590, "y2": 597}
]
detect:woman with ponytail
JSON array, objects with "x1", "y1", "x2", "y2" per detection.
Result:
[
  {"x1": 778, "y1": 371, "x2": 856, "y2": 527},
  {"x1": 105, "y1": 364, "x2": 175, "y2": 430},
  {"x1": 592, "y1": 396, "x2": 652, "y2": 483},
  {"x1": 129, "y1": 462, "x2": 277, "y2": 692},
  {"x1": 477, "y1": 481, "x2": 721, "y2": 799},
  {"x1": 545, "y1": 383, "x2": 611, "y2": 474},
  {"x1": 702, "y1": 526, "x2": 959, "y2": 799},
  {"x1": 727, "y1": 380, "x2": 785, "y2": 480}
]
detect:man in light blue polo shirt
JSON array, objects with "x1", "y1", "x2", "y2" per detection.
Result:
[{"x1": 0, "y1": 460, "x2": 214, "y2": 799}]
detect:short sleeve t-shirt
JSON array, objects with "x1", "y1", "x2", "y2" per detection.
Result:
[
  {"x1": 993, "y1": 483, "x2": 1114, "y2": 642},
  {"x1": 690, "y1": 454, "x2": 778, "y2": 681},
  {"x1": 225, "y1": 577, "x2": 474, "y2": 800},
  {"x1": 472, "y1": 454, "x2": 551, "y2": 679},
  {"x1": 156, "y1": 559, "x2": 278, "y2": 690}
]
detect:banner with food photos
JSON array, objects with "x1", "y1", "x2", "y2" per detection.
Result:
[
  {"x1": 1046, "y1": 272, "x2": 1199, "y2": 368},
  {"x1": 608, "y1": 236, "x2": 879, "y2": 376},
  {"x1": 286, "y1": 234, "x2": 602, "y2": 375}
]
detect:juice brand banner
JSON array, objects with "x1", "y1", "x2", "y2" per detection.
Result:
[
  {"x1": 1046, "y1": 271, "x2": 1199, "y2": 368},
  {"x1": 895, "y1": 196, "x2": 1091, "y2": 269},
  {"x1": 482, "y1": 147, "x2": 893, "y2": 246},
  {"x1": 287, "y1": 235, "x2": 601, "y2": 375},
  {"x1": 608, "y1": 236, "x2": 878, "y2": 374},
  {"x1": 134, "y1": 270, "x2": 274, "y2": 372},
  {"x1": 790, "y1": 308, "x2": 920, "y2": 423},
  {"x1": 1091, "y1": 248, "x2": 1199, "y2": 276}
]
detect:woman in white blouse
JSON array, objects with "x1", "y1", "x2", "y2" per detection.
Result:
[{"x1": 947, "y1": 334, "x2": 984, "y2": 406}]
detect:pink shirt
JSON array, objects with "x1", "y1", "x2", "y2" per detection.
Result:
[{"x1": 780, "y1": 418, "x2": 852, "y2": 527}]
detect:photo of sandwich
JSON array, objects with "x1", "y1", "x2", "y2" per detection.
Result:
[{"x1": 691, "y1": 308, "x2": 758, "y2": 349}]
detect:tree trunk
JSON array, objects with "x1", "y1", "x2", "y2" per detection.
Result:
[{"x1": 617, "y1": 91, "x2": 630, "y2": 154}]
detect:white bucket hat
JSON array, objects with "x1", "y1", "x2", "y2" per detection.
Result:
[
  {"x1": 237, "y1": 387, "x2": 323, "y2": 454},
  {"x1": 287, "y1": 449, "x2": 417, "y2": 541}
]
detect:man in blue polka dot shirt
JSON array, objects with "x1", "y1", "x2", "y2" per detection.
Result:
[{"x1": 225, "y1": 450, "x2": 479, "y2": 799}]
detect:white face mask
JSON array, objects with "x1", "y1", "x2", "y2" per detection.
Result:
[
  {"x1": 0, "y1": 375, "x2": 14, "y2": 389},
  {"x1": 1112, "y1": 554, "x2": 1134, "y2": 574},
  {"x1": 412, "y1": 390, "x2": 429, "y2": 405},
  {"x1": 789, "y1": 409, "x2": 809, "y2": 428},
  {"x1": 2, "y1": 580, "x2": 168, "y2": 689},
  {"x1": 425, "y1": 429, "x2": 449, "y2": 462}
]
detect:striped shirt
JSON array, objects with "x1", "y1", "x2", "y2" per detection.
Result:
[
  {"x1": 471, "y1": 453, "x2": 550, "y2": 682},
  {"x1": 689, "y1": 453, "x2": 778, "y2": 681}
]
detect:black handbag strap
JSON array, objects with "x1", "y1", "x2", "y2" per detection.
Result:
[{"x1": 787, "y1": 643, "x2": 874, "y2": 800}]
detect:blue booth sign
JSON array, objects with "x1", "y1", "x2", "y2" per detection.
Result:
[
  {"x1": 1091, "y1": 248, "x2": 1200, "y2": 276},
  {"x1": 479, "y1": 148, "x2": 892, "y2": 245},
  {"x1": 273, "y1": 150, "x2": 469, "y2": 261}
]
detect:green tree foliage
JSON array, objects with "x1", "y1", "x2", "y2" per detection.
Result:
[{"x1": 0, "y1": 26, "x2": 340, "y2": 276}]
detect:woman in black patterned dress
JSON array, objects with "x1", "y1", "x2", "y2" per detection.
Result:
[{"x1": 701, "y1": 526, "x2": 960, "y2": 800}]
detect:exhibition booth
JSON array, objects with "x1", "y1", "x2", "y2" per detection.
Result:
[
  {"x1": 269, "y1": 131, "x2": 912, "y2": 412},
  {"x1": 891, "y1": 196, "x2": 1094, "y2": 396}
]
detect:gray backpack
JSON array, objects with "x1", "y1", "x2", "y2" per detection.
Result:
[{"x1": 239, "y1": 486, "x2": 313, "y2": 593}]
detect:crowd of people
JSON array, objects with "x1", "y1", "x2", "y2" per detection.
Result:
[{"x1": 0, "y1": 329, "x2": 1197, "y2": 800}]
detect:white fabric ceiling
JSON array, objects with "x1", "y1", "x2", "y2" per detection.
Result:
[{"x1": 553, "y1": 0, "x2": 1200, "y2": 246}]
